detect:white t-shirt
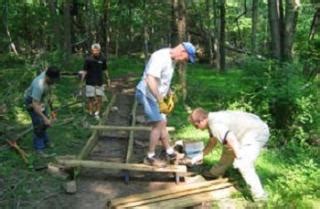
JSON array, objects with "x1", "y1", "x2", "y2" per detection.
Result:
[
  {"x1": 136, "y1": 48, "x2": 175, "y2": 101},
  {"x1": 208, "y1": 111, "x2": 268, "y2": 144}
]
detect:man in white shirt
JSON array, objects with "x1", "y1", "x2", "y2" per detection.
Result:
[
  {"x1": 189, "y1": 108, "x2": 269, "y2": 201},
  {"x1": 136, "y1": 42, "x2": 196, "y2": 167}
]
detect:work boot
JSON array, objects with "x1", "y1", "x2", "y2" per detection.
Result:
[
  {"x1": 36, "y1": 150, "x2": 56, "y2": 158},
  {"x1": 46, "y1": 142, "x2": 55, "y2": 148},
  {"x1": 143, "y1": 156, "x2": 166, "y2": 168},
  {"x1": 202, "y1": 170, "x2": 219, "y2": 180},
  {"x1": 94, "y1": 111, "x2": 100, "y2": 120}
]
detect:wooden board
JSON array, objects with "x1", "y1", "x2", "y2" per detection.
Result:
[
  {"x1": 77, "y1": 94, "x2": 117, "y2": 160},
  {"x1": 90, "y1": 125, "x2": 176, "y2": 132},
  {"x1": 107, "y1": 178, "x2": 235, "y2": 209},
  {"x1": 57, "y1": 159, "x2": 187, "y2": 173}
]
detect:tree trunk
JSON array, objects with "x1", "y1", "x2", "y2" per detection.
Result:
[
  {"x1": 63, "y1": 0, "x2": 72, "y2": 61},
  {"x1": 309, "y1": 8, "x2": 320, "y2": 40},
  {"x1": 251, "y1": 0, "x2": 259, "y2": 55},
  {"x1": 48, "y1": 0, "x2": 61, "y2": 50},
  {"x1": 103, "y1": 0, "x2": 110, "y2": 57},
  {"x1": 206, "y1": 0, "x2": 214, "y2": 66},
  {"x1": 213, "y1": 0, "x2": 220, "y2": 69},
  {"x1": 3, "y1": 0, "x2": 18, "y2": 55},
  {"x1": 171, "y1": 0, "x2": 178, "y2": 46},
  {"x1": 219, "y1": 0, "x2": 226, "y2": 72},
  {"x1": 283, "y1": 0, "x2": 300, "y2": 60},
  {"x1": 143, "y1": 0, "x2": 149, "y2": 62},
  {"x1": 268, "y1": 0, "x2": 282, "y2": 59},
  {"x1": 173, "y1": 0, "x2": 187, "y2": 102}
]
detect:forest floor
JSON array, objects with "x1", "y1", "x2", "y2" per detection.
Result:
[
  {"x1": 1, "y1": 60, "x2": 319, "y2": 209},
  {"x1": 0, "y1": 74, "x2": 246, "y2": 209}
]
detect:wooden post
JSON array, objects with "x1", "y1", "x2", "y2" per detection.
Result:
[
  {"x1": 125, "y1": 99, "x2": 137, "y2": 163},
  {"x1": 77, "y1": 94, "x2": 116, "y2": 160}
]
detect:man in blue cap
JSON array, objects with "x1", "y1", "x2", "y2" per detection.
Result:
[{"x1": 136, "y1": 42, "x2": 196, "y2": 167}]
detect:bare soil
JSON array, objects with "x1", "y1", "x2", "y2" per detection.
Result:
[{"x1": 37, "y1": 76, "x2": 182, "y2": 209}]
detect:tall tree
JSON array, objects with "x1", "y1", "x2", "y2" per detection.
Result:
[
  {"x1": 218, "y1": 0, "x2": 226, "y2": 71},
  {"x1": 63, "y1": 0, "x2": 72, "y2": 60},
  {"x1": 267, "y1": 0, "x2": 300, "y2": 60},
  {"x1": 47, "y1": 0, "x2": 61, "y2": 50},
  {"x1": 251, "y1": 0, "x2": 259, "y2": 55},
  {"x1": 283, "y1": 0, "x2": 300, "y2": 60},
  {"x1": 103, "y1": 0, "x2": 110, "y2": 56},
  {"x1": 309, "y1": 7, "x2": 320, "y2": 40},
  {"x1": 173, "y1": 0, "x2": 187, "y2": 102}
]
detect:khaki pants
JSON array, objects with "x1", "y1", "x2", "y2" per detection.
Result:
[
  {"x1": 210, "y1": 127, "x2": 269, "y2": 199},
  {"x1": 209, "y1": 144, "x2": 235, "y2": 177}
]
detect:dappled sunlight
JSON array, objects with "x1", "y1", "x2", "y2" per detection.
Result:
[
  {"x1": 89, "y1": 182, "x2": 120, "y2": 196},
  {"x1": 14, "y1": 106, "x2": 31, "y2": 125},
  {"x1": 175, "y1": 124, "x2": 209, "y2": 140}
]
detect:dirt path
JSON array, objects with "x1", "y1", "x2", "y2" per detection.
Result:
[{"x1": 41, "y1": 76, "x2": 179, "y2": 209}]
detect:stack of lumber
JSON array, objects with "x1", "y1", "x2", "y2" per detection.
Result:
[{"x1": 106, "y1": 178, "x2": 235, "y2": 209}]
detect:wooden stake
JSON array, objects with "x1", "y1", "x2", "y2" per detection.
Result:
[
  {"x1": 125, "y1": 99, "x2": 137, "y2": 163},
  {"x1": 77, "y1": 94, "x2": 116, "y2": 160}
]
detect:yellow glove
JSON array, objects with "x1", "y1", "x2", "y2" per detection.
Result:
[
  {"x1": 158, "y1": 100, "x2": 170, "y2": 114},
  {"x1": 166, "y1": 94, "x2": 175, "y2": 113}
]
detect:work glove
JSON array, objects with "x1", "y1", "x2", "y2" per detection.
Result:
[
  {"x1": 166, "y1": 94, "x2": 175, "y2": 113},
  {"x1": 158, "y1": 100, "x2": 170, "y2": 114}
]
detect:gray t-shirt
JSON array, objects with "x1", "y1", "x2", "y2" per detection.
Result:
[
  {"x1": 24, "y1": 72, "x2": 49, "y2": 103},
  {"x1": 208, "y1": 111, "x2": 268, "y2": 144},
  {"x1": 136, "y1": 48, "x2": 175, "y2": 101}
]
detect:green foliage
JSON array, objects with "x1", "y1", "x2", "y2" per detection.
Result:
[
  {"x1": 0, "y1": 54, "x2": 25, "y2": 68},
  {"x1": 236, "y1": 58, "x2": 319, "y2": 146}
]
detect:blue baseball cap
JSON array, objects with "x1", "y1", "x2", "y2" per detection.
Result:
[{"x1": 182, "y1": 42, "x2": 196, "y2": 63}]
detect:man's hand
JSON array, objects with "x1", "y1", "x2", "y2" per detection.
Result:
[
  {"x1": 43, "y1": 117, "x2": 52, "y2": 127},
  {"x1": 166, "y1": 93, "x2": 175, "y2": 113}
]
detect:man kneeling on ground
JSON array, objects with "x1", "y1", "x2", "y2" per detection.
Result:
[{"x1": 189, "y1": 108, "x2": 269, "y2": 201}]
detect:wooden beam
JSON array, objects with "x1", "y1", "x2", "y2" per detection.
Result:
[
  {"x1": 90, "y1": 125, "x2": 176, "y2": 132},
  {"x1": 107, "y1": 178, "x2": 235, "y2": 209},
  {"x1": 56, "y1": 159, "x2": 187, "y2": 173},
  {"x1": 77, "y1": 94, "x2": 117, "y2": 160},
  {"x1": 128, "y1": 186, "x2": 235, "y2": 209},
  {"x1": 110, "y1": 178, "x2": 228, "y2": 206},
  {"x1": 126, "y1": 99, "x2": 137, "y2": 163}
]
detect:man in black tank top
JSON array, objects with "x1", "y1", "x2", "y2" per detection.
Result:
[{"x1": 80, "y1": 43, "x2": 108, "y2": 119}]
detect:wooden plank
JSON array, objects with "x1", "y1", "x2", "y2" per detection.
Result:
[
  {"x1": 112, "y1": 183, "x2": 232, "y2": 208},
  {"x1": 57, "y1": 159, "x2": 187, "y2": 173},
  {"x1": 109, "y1": 178, "x2": 229, "y2": 208},
  {"x1": 132, "y1": 186, "x2": 236, "y2": 209},
  {"x1": 77, "y1": 94, "x2": 117, "y2": 160},
  {"x1": 90, "y1": 125, "x2": 176, "y2": 132},
  {"x1": 125, "y1": 99, "x2": 137, "y2": 163}
]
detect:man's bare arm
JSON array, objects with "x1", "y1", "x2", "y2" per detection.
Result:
[
  {"x1": 225, "y1": 132, "x2": 241, "y2": 158},
  {"x1": 203, "y1": 137, "x2": 218, "y2": 156},
  {"x1": 145, "y1": 75, "x2": 162, "y2": 101},
  {"x1": 32, "y1": 100, "x2": 51, "y2": 126}
]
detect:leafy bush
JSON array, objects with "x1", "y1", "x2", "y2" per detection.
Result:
[
  {"x1": 234, "y1": 58, "x2": 319, "y2": 146},
  {"x1": 0, "y1": 53, "x2": 25, "y2": 68}
]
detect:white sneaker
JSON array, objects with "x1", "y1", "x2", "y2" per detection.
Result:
[
  {"x1": 253, "y1": 192, "x2": 268, "y2": 202},
  {"x1": 94, "y1": 112, "x2": 100, "y2": 120}
]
